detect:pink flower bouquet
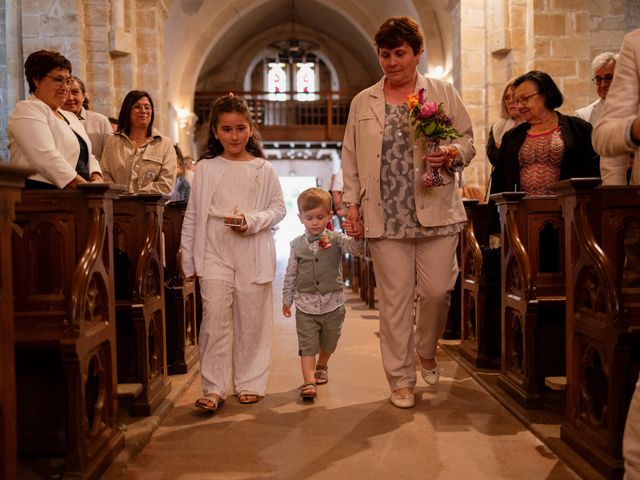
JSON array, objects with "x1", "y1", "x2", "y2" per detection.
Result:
[{"x1": 406, "y1": 88, "x2": 462, "y2": 187}]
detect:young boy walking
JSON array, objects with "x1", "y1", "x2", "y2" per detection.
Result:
[{"x1": 282, "y1": 187, "x2": 363, "y2": 400}]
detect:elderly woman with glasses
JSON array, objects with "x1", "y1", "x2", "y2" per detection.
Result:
[
  {"x1": 61, "y1": 76, "x2": 113, "y2": 162},
  {"x1": 8, "y1": 50, "x2": 103, "y2": 189},
  {"x1": 101, "y1": 90, "x2": 176, "y2": 194},
  {"x1": 490, "y1": 70, "x2": 600, "y2": 196}
]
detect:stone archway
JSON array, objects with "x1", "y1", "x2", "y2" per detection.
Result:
[{"x1": 164, "y1": 0, "x2": 451, "y2": 156}]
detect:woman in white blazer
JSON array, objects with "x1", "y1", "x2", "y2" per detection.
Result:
[
  {"x1": 342, "y1": 17, "x2": 475, "y2": 408},
  {"x1": 8, "y1": 50, "x2": 102, "y2": 189}
]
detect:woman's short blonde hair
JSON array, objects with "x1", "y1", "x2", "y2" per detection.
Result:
[{"x1": 500, "y1": 78, "x2": 518, "y2": 119}]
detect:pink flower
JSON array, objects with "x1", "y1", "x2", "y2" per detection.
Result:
[
  {"x1": 420, "y1": 101, "x2": 438, "y2": 118},
  {"x1": 404, "y1": 88, "x2": 462, "y2": 141}
]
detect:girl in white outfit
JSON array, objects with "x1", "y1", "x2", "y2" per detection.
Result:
[{"x1": 181, "y1": 94, "x2": 286, "y2": 412}]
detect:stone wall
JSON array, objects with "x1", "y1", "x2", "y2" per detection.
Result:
[
  {"x1": 0, "y1": 0, "x2": 637, "y2": 168},
  {"x1": 0, "y1": 0, "x2": 171, "y2": 162},
  {"x1": 0, "y1": 1, "x2": 8, "y2": 161},
  {"x1": 456, "y1": 0, "x2": 636, "y2": 198}
]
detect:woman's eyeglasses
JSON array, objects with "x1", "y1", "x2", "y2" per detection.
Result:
[
  {"x1": 132, "y1": 104, "x2": 153, "y2": 112},
  {"x1": 592, "y1": 75, "x2": 614, "y2": 85},
  {"x1": 45, "y1": 75, "x2": 73, "y2": 87},
  {"x1": 513, "y1": 92, "x2": 540, "y2": 105}
]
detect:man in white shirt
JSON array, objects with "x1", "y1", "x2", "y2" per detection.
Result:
[
  {"x1": 576, "y1": 52, "x2": 618, "y2": 125},
  {"x1": 592, "y1": 28, "x2": 640, "y2": 479}
]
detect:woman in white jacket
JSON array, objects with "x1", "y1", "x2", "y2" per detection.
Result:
[{"x1": 8, "y1": 50, "x2": 102, "y2": 188}]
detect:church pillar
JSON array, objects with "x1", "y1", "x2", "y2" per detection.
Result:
[{"x1": 134, "y1": 0, "x2": 170, "y2": 136}]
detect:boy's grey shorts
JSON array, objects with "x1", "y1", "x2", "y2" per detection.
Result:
[{"x1": 295, "y1": 305, "x2": 346, "y2": 356}]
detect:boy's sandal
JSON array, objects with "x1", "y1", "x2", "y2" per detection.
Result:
[
  {"x1": 195, "y1": 394, "x2": 223, "y2": 413},
  {"x1": 299, "y1": 382, "x2": 317, "y2": 401},
  {"x1": 237, "y1": 391, "x2": 262, "y2": 404},
  {"x1": 314, "y1": 364, "x2": 328, "y2": 385}
]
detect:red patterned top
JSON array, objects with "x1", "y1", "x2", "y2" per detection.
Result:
[{"x1": 518, "y1": 127, "x2": 564, "y2": 195}]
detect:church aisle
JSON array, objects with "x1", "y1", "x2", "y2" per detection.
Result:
[{"x1": 110, "y1": 259, "x2": 581, "y2": 480}]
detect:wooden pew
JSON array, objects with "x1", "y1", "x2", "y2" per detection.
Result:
[
  {"x1": 458, "y1": 200, "x2": 501, "y2": 367},
  {"x1": 351, "y1": 252, "x2": 361, "y2": 295},
  {"x1": 551, "y1": 178, "x2": 640, "y2": 479},
  {"x1": 360, "y1": 240, "x2": 376, "y2": 308},
  {"x1": 163, "y1": 200, "x2": 198, "y2": 375},
  {"x1": 0, "y1": 164, "x2": 32, "y2": 480},
  {"x1": 490, "y1": 192, "x2": 566, "y2": 407},
  {"x1": 12, "y1": 184, "x2": 124, "y2": 479},
  {"x1": 443, "y1": 233, "x2": 462, "y2": 340},
  {"x1": 113, "y1": 194, "x2": 171, "y2": 416}
]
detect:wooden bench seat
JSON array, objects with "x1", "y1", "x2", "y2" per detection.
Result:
[
  {"x1": 163, "y1": 200, "x2": 198, "y2": 375},
  {"x1": 113, "y1": 194, "x2": 171, "y2": 416},
  {"x1": 491, "y1": 192, "x2": 566, "y2": 407},
  {"x1": 12, "y1": 184, "x2": 124, "y2": 479},
  {"x1": 459, "y1": 200, "x2": 501, "y2": 367},
  {"x1": 0, "y1": 164, "x2": 32, "y2": 480},
  {"x1": 552, "y1": 178, "x2": 640, "y2": 479}
]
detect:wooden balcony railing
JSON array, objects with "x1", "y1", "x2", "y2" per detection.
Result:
[{"x1": 194, "y1": 90, "x2": 355, "y2": 142}]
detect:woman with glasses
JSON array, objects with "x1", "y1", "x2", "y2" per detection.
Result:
[
  {"x1": 8, "y1": 50, "x2": 103, "y2": 189},
  {"x1": 61, "y1": 76, "x2": 113, "y2": 162},
  {"x1": 490, "y1": 70, "x2": 600, "y2": 196},
  {"x1": 101, "y1": 90, "x2": 176, "y2": 194}
]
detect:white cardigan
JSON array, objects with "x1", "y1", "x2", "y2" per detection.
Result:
[
  {"x1": 78, "y1": 107, "x2": 113, "y2": 162},
  {"x1": 180, "y1": 156, "x2": 286, "y2": 284},
  {"x1": 8, "y1": 95, "x2": 101, "y2": 188}
]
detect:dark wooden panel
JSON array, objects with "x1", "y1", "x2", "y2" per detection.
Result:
[
  {"x1": 12, "y1": 184, "x2": 124, "y2": 479},
  {"x1": 551, "y1": 179, "x2": 640, "y2": 480},
  {"x1": 113, "y1": 194, "x2": 171, "y2": 416},
  {"x1": 490, "y1": 192, "x2": 566, "y2": 407}
]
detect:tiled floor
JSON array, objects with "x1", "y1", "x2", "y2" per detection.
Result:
[{"x1": 102, "y1": 258, "x2": 590, "y2": 479}]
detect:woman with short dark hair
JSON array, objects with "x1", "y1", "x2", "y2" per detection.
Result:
[
  {"x1": 342, "y1": 16, "x2": 475, "y2": 408},
  {"x1": 8, "y1": 50, "x2": 102, "y2": 188},
  {"x1": 100, "y1": 90, "x2": 176, "y2": 194},
  {"x1": 490, "y1": 70, "x2": 600, "y2": 195}
]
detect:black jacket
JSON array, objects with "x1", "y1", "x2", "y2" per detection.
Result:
[{"x1": 490, "y1": 112, "x2": 600, "y2": 194}]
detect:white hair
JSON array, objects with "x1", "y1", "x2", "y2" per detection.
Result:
[{"x1": 591, "y1": 52, "x2": 618, "y2": 74}]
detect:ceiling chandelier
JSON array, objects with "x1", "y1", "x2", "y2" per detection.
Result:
[{"x1": 269, "y1": 0, "x2": 319, "y2": 63}]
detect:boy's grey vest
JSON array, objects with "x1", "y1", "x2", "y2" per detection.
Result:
[{"x1": 291, "y1": 232, "x2": 343, "y2": 294}]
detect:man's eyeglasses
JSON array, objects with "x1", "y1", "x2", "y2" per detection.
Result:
[
  {"x1": 513, "y1": 92, "x2": 540, "y2": 105},
  {"x1": 132, "y1": 104, "x2": 153, "y2": 112},
  {"x1": 45, "y1": 75, "x2": 73, "y2": 87},
  {"x1": 592, "y1": 75, "x2": 614, "y2": 85}
]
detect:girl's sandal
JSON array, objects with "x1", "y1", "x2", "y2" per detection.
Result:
[
  {"x1": 299, "y1": 382, "x2": 317, "y2": 401},
  {"x1": 237, "y1": 391, "x2": 262, "y2": 404},
  {"x1": 195, "y1": 394, "x2": 223, "y2": 413},
  {"x1": 314, "y1": 364, "x2": 328, "y2": 385}
]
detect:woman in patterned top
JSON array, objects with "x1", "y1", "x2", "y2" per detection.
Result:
[
  {"x1": 490, "y1": 70, "x2": 600, "y2": 195},
  {"x1": 341, "y1": 16, "x2": 475, "y2": 409}
]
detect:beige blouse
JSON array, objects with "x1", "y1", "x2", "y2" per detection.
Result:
[{"x1": 101, "y1": 129, "x2": 176, "y2": 194}]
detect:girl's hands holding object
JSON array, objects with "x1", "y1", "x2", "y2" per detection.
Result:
[{"x1": 224, "y1": 207, "x2": 248, "y2": 233}]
